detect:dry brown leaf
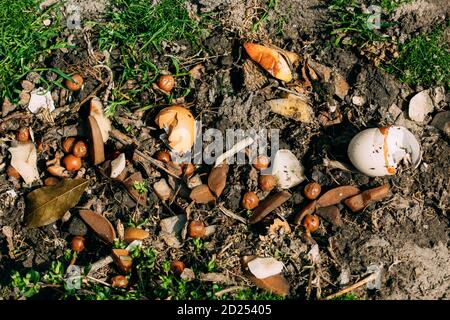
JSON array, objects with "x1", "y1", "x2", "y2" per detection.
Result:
[{"x1": 268, "y1": 218, "x2": 291, "y2": 235}]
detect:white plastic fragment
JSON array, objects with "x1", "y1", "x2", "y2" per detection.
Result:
[
  {"x1": 9, "y1": 142, "x2": 40, "y2": 184},
  {"x1": 272, "y1": 149, "x2": 305, "y2": 189},
  {"x1": 247, "y1": 257, "x2": 284, "y2": 279},
  {"x1": 28, "y1": 88, "x2": 55, "y2": 114},
  {"x1": 215, "y1": 136, "x2": 254, "y2": 167},
  {"x1": 110, "y1": 153, "x2": 126, "y2": 178}
]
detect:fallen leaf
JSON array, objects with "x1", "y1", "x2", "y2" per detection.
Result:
[
  {"x1": 9, "y1": 142, "x2": 39, "y2": 184},
  {"x1": 333, "y1": 72, "x2": 350, "y2": 100},
  {"x1": 248, "y1": 257, "x2": 284, "y2": 279},
  {"x1": 190, "y1": 184, "x2": 216, "y2": 204},
  {"x1": 189, "y1": 64, "x2": 205, "y2": 80},
  {"x1": 90, "y1": 97, "x2": 111, "y2": 142},
  {"x1": 249, "y1": 191, "x2": 291, "y2": 224},
  {"x1": 307, "y1": 60, "x2": 331, "y2": 82},
  {"x1": 79, "y1": 209, "x2": 116, "y2": 243},
  {"x1": 88, "y1": 116, "x2": 105, "y2": 165},
  {"x1": 208, "y1": 163, "x2": 229, "y2": 197},
  {"x1": 123, "y1": 172, "x2": 147, "y2": 205},
  {"x1": 243, "y1": 43, "x2": 292, "y2": 82},
  {"x1": 267, "y1": 94, "x2": 314, "y2": 123},
  {"x1": 316, "y1": 186, "x2": 360, "y2": 208},
  {"x1": 25, "y1": 179, "x2": 89, "y2": 228},
  {"x1": 268, "y1": 218, "x2": 291, "y2": 235}
]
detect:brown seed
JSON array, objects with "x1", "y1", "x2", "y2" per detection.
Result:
[
  {"x1": 188, "y1": 220, "x2": 206, "y2": 238},
  {"x1": 6, "y1": 166, "x2": 21, "y2": 179},
  {"x1": 316, "y1": 185, "x2": 360, "y2": 208},
  {"x1": 123, "y1": 227, "x2": 149, "y2": 243},
  {"x1": 208, "y1": 163, "x2": 229, "y2": 197},
  {"x1": 248, "y1": 274, "x2": 290, "y2": 297},
  {"x1": 17, "y1": 127, "x2": 30, "y2": 142},
  {"x1": 304, "y1": 182, "x2": 321, "y2": 200},
  {"x1": 79, "y1": 210, "x2": 116, "y2": 244},
  {"x1": 111, "y1": 275, "x2": 128, "y2": 288},
  {"x1": 248, "y1": 191, "x2": 291, "y2": 224},
  {"x1": 155, "y1": 150, "x2": 171, "y2": 163},
  {"x1": 72, "y1": 140, "x2": 88, "y2": 158},
  {"x1": 62, "y1": 137, "x2": 76, "y2": 153},
  {"x1": 302, "y1": 214, "x2": 320, "y2": 232},
  {"x1": 182, "y1": 163, "x2": 195, "y2": 177},
  {"x1": 63, "y1": 154, "x2": 82, "y2": 171},
  {"x1": 157, "y1": 75, "x2": 175, "y2": 92},
  {"x1": 171, "y1": 260, "x2": 185, "y2": 276},
  {"x1": 242, "y1": 191, "x2": 260, "y2": 210},
  {"x1": 258, "y1": 175, "x2": 276, "y2": 192},
  {"x1": 71, "y1": 236, "x2": 85, "y2": 253},
  {"x1": 293, "y1": 200, "x2": 317, "y2": 225},
  {"x1": 190, "y1": 184, "x2": 216, "y2": 204},
  {"x1": 112, "y1": 249, "x2": 133, "y2": 274},
  {"x1": 65, "y1": 74, "x2": 84, "y2": 91},
  {"x1": 44, "y1": 177, "x2": 60, "y2": 186},
  {"x1": 253, "y1": 155, "x2": 270, "y2": 170}
]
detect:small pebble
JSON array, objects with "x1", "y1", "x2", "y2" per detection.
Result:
[
  {"x1": 352, "y1": 95, "x2": 366, "y2": 107},
  {"x1": 68, "y1": 217, "x2": 88, "y2": 236},
  {"x1": 43, "y1": 19, "x2": 52, "y2": 26}
]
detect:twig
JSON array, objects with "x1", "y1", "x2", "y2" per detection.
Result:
[
  {"x1": 214, "y1": 286, "x2": 246, "y2": 298},
  {"x1": 218, "y1": 204, "x2": 247, "y2": 224},
  {"x1": 87, "y1": 255, "x2": 113, "y2": 276},
  {"x1": 324, "y1": 273, "x2": 377, "y2": 300}
]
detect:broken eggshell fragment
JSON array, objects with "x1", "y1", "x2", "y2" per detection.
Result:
[
  {"x1": 243, "y1": 43, "x2": 293, "y2": 82},
  {"x1": 272, "y1": 149, "x2": 305, "y2": 189},
  {"x1": 155, "y1": 106, "x2": 195, "y2": 154},
  {"x1": 247, "y1": 257, "x2": 284, "y2": 279},
  {"x1": 348, "y1": 126, "x2": 421, "y2": 177}
]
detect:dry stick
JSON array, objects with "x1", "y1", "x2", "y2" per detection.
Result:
[
  {"x1": 214, "y1": 286, "x2": 246, "y2": 298},
  {"x1": 218, "y1": 203, "x2": 247, "y2": 224},
  {"x1": 324, "y1": 273, "x2": 377, "y2": 300},
  {"x1": 110, "y1": 130, "x2": 180, "y2": 179},
  {"x1": 87, "y1": 255, "x2": 114, "y2": 276}
]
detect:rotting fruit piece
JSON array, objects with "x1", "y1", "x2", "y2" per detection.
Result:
[
  {"x1": 243, "y1": 43, "x2": 293, "y2": 82},
  {"x1": 155, "y1": 106, "x2": 196, "y2": 154}
]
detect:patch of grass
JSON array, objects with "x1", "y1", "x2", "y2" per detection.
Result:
[
  {"x1": 0, "y1": 0, "x2": 67, "y2": 99},
  {"x1": 252, "y1": 0, "x2": 278, "y2": 32},
  {"x1": 133, "y1": 181, "x2": 148, "y2": 194},
  {"x1": 384, "y1": 28, "x2": 450, "y2": 88},
  {"x1": 332, "y1": 292, "x2": 358, "y2": 300}
]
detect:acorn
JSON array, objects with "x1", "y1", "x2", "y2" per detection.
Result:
[
  {"x1": 171, "y1": 260, "x2": 185, "y2": 276},
  {"x1": 253, "y1": 155, "x2": 270, "y2": 170},
  {"x1": 44, "y1": 177, "x2": 60, "y2": 186},
  {"x1": 72, "y1": 140, "x2": 88, "y2": 158},
  {"x1": 155, "y1": 150, "x2": 171, "y2": 163},
  {"x1": 182, "y1": 163, "x2": 195, "y2": 177},
  {"x1": 71, "y1": 236, "x2": 85, "y2": 253}
]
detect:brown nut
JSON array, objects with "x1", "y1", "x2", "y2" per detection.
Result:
[
  {"x1": 62, "y1": 137, "x2": 76, "y2": 153},
  {"x1": 6, "y1": 166, "x2": 21, "y2": 179},
  {"x1": 17, "y1": 127, "x2": 30, "y2": 142},
  {"x1": 171, "y1": 260, "x2": 185, "y2": 276},
  {"x1": 111, "y1": 275, "x2": 129, "y2": 288},
  {"x1": 188, "y1": 220, "x2": 205, "y2": 238},
  {"x1": 65, "y1": 74, "x2": 84, "y2": 91},
  {"x1": 304, "y1": 182, "x2": 321, "y2": 200},
  {"x1": 253, "y1": 155, "x2": 270, "y2": 170},
  {"x1": 302, "y1": 214, "x2": 320, "y2": 233},
  {"x1": 63, "y1": 154, "x2": 82, "y2": 171},
  {"x1": 242, "y1": 191, "x2": 260, "y2": 210},
  {"x1": 293, "y1": 200, "x2": 317, "y2": 225},
  {"x1": 157, "y1": 75, "x2": 175, "y2": 92},
  {"x1": 72, "y1": 140, "x2": 88, "y2": 158},
  {"x1": 71, "y1": 236, "x2": 85, "y2": 253},
  {"x1": 44, "y1": 177, "x2": 60, "y2": 186},
  {"x1": 258, "y1": 175, "x2": 276, "y2": 192},
  {"x1": 155, "y1": 150, "x2": 172, "y2": 163}
]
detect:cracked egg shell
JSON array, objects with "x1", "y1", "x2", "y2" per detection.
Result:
[
  {"x1": 155, "y1": 106, "x2": 195, "y2": 154},
  {"x1": 348, "y1": 126, "x2": 421, "y2": 177}
]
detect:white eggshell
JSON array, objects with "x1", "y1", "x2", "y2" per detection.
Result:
[
  {"x1": 110, "y1": 153, "x2": 126, "y2": 178},
  {"x1": 348, "y1": 126, "x2": 421, "y2": 177},
  {"x1": 9, "y1": 142, "x2": 40, "y2": 184},
  {"x1": 247, "y1": 257, "x2": 284, "y2": 279},
  {"x1": 272, "y1": 149, "x2": 305, "y2": 189},
  {"x1": 28, "y1": 88, "x2": 55, "y2": 114}
]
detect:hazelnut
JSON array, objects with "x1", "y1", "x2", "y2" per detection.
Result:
[
  {"x1": 62, "y1": 137, "x2": 76, "y2": 153},
  {"x1": 6, "y1": 166, "x2": 21, "y2": 179},
  {"x1": 155, "y1": 150, "x2": 171, "y2": 163},
  {"x1": 182, "y1": 163, "x2": 195, "y2": 177},
  {"x1": 72, "y1": 140, "x2": 88, "y2": 158},
  {"x1": 253, "y1": 155, "x2": 270, "y2": 170},
  {"x1": 17, "y1": 127, "x2": 30, "y2": 142},
  {"x1": 44, "y1": 177, "x2": 60, "y2": 186},
  {"x1": 65, "y1": 74, "x2": 84, "y2": 91},
  {"x1": 242, "y1": 191, "x2": 260, "y2": 210},
  {"x1": 258, "y1": 175, "x2": 276, "y2": 192},
  {"x1": 157, "y1": 75, "x2": 175, "y2": 92},
  {"x1": 188, "y1": 220, "x2": 205, "y2": 238},
  {"x1": 111, "y1": 275, "x2": 128, "y2": 288},
  {"x1": 302, "y1": 214, "x2": 320, "y2": 233},
  {"x1": 304, "y1": 182, "x2": 321, "y2": 200},
  {"x1": 71, "y1": 236, "x2": 85, "y2": 253},
  {"x1": 63, "y1": 154, "x2": 82, "y2": 171},
  {"x1": 171, "y1": 260, "x2": 185, "y2": 276}
]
